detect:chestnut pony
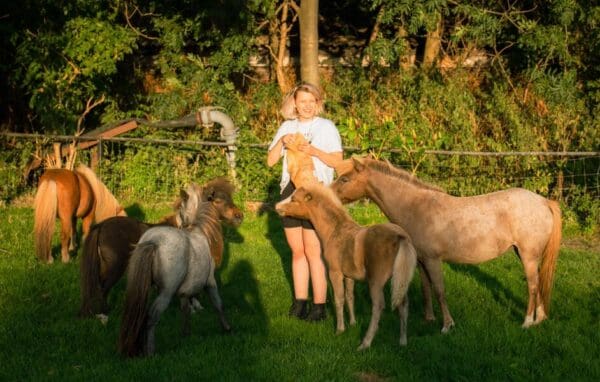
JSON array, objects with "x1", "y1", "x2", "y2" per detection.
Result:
[
  {"x1": 332, "y1": 157, "x2": 562, "y2": 332},
  {"x1": 276, "y1": 182, "x2": 417, "y2": 349},
  {"x1": 33, "y1": 165, "x2": 126, "y2": 264}
]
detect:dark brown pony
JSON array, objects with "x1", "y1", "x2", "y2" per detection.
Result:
[
  {"x1": 332, "y1": 157, "x2": 562, "y2": 331},
  {"x1": 79, "y1": 178, "x2": 242, "y2": 320},
  {"x1": 33, "y1": 165, "x2": 126, "y2": 263},
  {"x1": 276, "y1": 182, "x2": 417, "y2": 349}
]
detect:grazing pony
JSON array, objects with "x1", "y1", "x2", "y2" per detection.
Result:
[
  {"x1": 118, "y1": 179, "x2": 243, "y2": 357},
  {"x1": 276, "y1": 183, "x2": 417, "y2": 349},
  {"x1": 79, "y1": 179, "x2": 240, "y2": 319},
  {"x1": 331, "y1": 157, "x2": 562, "y2": 331},
  {"x1": 33, "y1": 165, "x2": 126, "y2": 263}
]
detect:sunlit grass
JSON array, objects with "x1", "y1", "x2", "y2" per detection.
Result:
[{"x1": 0, "y1": 204, "x2": 598, "y2": 381}]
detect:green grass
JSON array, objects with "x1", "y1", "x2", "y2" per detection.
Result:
[{"x1": 0, "y1": 203, "x2": 598, "y2": 381}]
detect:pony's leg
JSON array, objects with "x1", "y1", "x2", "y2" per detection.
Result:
[
  {"x1": 397, "y1": 294, "x2": 410, "y2": 346},
  {"x1": 145, "y1": 293, "x2": 172, "y2": 356},
  {"x1": 418, "y1": 261, "x2": 435, "y2": 321},
  {"x1": 179, "y1": 297, "x2": 192, "y2": 336},
  {"x1": 358, "y1": 281, "x2": 385, "y2": 351},
  {"x1": 328, "y1": 270, "x2": 346, "y2": 333},
  {"x1": 422, "y1": 258, "x2": 455, "y2": 333},
  {"x1": 191, "y1": 297, "x2": 204, "y2": 313},
  {"x1": 521, "y1": 259, "x2": 541, "y2": 328},
  {"x1": 344, "y1": 277, "x2": 356, "y2": 326},
  {"x1": 205, "y1": 286, "x2": 231, "y2": 332},
  {"x1": 81, "y1": 214, "x2": 94, "y2": 242},
  {"x1": 66, "y1": 214, "x2": 77, "y2": 253},
  {"x1": 59, "y1": 214, "x2": 74, "y2": 263}
]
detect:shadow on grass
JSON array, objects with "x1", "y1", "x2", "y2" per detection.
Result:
[
  {"x1": 447, "y1": 261, "x2": 524, "y2": 321},
  {"x1": 259, "y1": 179, "x2": 295, "y2": 308}
]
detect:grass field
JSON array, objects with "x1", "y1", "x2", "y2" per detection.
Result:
[{"x1": 0, "y1": 202, "x2": 599, "y2": 381}]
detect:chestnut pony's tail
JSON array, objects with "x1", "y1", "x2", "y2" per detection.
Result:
[{"x1": 33, "y1": 178, "x2": 57, "y2": 263}]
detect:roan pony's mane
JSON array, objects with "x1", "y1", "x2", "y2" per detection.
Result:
[
  {"x1": 190, "y1": 200, "x2": 225, "y2": 267},
  {"x1": 364, "y1": 158, "x2": 444, "y2": 193}
]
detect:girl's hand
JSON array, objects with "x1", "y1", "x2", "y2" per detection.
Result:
[
  {"x1": 281, "y1": 134, "x2": 295, "y2": 147},
  {"x1": 298, "y1": 142, "x2": 316, "y2": 156}
]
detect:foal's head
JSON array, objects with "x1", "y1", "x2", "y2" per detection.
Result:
[
  {"x1": 275, "y1": 187, "x2": 313, "y2": 220},
  {"x1": 331, "y1": 157, "x2": 371, "y2": 203},
  {"x1": 178, "y1": 178, "x2": 243, "y2": 228},
  {"x1": 203, "y1": 177, "x2": 244, "y2": 227},
  {"x1": 276, "y1": 182, "x2": 342, "y2": 221}
]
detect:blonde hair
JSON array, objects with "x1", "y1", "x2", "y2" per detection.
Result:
[{"x1": 280, "y1": 82, "x2": 325, "y2": 120}]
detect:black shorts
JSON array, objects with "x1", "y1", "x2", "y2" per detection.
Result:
[{"x1": 279, "y1": 181, "x2": 315, "y2": 230}]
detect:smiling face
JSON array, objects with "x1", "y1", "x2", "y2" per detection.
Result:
[{"x1": 294, "y1": 90, "x2": 318, "y2": 121}]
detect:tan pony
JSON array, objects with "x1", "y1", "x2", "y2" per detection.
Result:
[
  {"x1": 331, "y1": 157, "x2": 562, "y2": 332},
  {"x1": 33, "y1": 164, "x2": 126, "y2": 263},
  {"x1": 276, "y1": 182, "x2": 417, "y2": 349}
]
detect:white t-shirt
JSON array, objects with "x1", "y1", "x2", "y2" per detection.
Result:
[{"x1": 269, "y1": 117, "x2": 343, "y2": 191}]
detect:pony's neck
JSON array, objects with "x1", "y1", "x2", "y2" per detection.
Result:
[
  {"x1": 366, "y1": 170, "x2": 430, "y2": 224},
  {"x1": 309, "y1": 201, "x2": 358, "y2": 245},
  {"x1": 189, "y1": 202, "x2": 224, "y2": 266}
]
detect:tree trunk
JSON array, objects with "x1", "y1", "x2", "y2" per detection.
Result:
[
  {"x1": 397, "y1": 25, "x2": 413, "y2": 71},
  {"x1": 299, "y1": 0, "x2": 319, "y2": 86},
  {"x1": 275, "y1": 0, "x2": 292, "y2": 93},
  {"x1": 423, "y1": 15, "x2": 443, "y2": 69}
]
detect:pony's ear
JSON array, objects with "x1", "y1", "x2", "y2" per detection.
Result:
[
  {"x1": 352, "y1": 156, "x2": 366, "y2": 172},
  {"x1": 180, "y1": 189, "x2": 189, "y2": 201},
  {"x1": 205, "y1": 188, "x2": 216, "y2": 201}
]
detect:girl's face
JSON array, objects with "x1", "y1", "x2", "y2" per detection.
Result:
[{"x1": 294, "y1": 90, "x2": 318, "y2": 121}]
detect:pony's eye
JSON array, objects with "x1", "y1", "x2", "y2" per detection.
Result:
[{"x1": 340, "y1": 176, "x2": 348, "y2": 183}]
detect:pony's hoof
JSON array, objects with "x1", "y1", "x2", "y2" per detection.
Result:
[
  {"x1": 441, "y1": 322, "x2": 455, "y2": 334},
  {"x1": 95, "y1": 314, "x2": 108, "y2": 325},
  {"x1": 522, "y1": 315, "x2": 535, "y2": 328},
  {"x1": 357, "y1": 343, "x2": 370, "y2": 351}
]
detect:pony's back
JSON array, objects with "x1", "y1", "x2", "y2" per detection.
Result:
[{"x1": 76, "y1": 165, "x2": 126, "y2": 222}]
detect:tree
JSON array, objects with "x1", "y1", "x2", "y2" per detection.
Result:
[{"x1": 299, "y1": 0, "x2": 320, "y2": 86}]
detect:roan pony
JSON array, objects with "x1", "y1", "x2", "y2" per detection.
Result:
[
  {"x1": 276, "y1": 182, "x2": 417, "y2": 349},
  {"x1": 118, "y1": 179, "x2": 243, "y2": 357},
  {"x1": 332, "y1": 157, "x2": 562, "y2": 332},
  {"x1": 33, "y1": 165, "x2": 126, "y2": 263}
]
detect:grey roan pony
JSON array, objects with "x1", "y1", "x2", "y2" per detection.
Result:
[{"x1": 118, "y1": 179, "x2": 243, "y2": 357}]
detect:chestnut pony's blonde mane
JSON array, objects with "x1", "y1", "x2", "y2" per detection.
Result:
[{"x1": 75, "y1": 164, "x2": 126, "y2": 221}]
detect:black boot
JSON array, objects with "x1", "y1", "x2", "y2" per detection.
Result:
[
  {"x1": 304, "y1": 303, "x2": 327, "y2": 322},
  {"x1": 289, "y1": 299, "x2": 309, "y2": 319}
]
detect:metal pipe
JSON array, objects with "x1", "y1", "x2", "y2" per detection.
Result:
[{"x1": 196, "y1": 107, "x2": 239, "y2": 179}]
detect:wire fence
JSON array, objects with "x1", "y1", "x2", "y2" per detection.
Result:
[{"x1": 1, "y1": 132, "x2": 599, "y2": 205}]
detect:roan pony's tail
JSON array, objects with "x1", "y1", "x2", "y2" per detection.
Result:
[
  {"x1": 33, "y1": 178, "x2": 57, "y2": 263},
  {"x1": 391, "y1": 238, "x2": 417, "y2": 310},
  {"x1": 79, "y1": 223, "x2": 104, "y2": 317},
  {"x1": 118, "y1": 241, "x2": 155, "y2": 357},
  {"x1": 539, "y1": 200, "x2": 562, "y2": 314}
]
